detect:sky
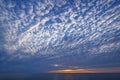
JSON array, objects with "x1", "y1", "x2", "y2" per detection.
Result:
[{"x1": 0, "y1": 0, "x2": 120, "y2": 73}]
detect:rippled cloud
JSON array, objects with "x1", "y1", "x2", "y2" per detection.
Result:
[{"x1": 0, "y1": 0, "x2": 120, "y2": 73}]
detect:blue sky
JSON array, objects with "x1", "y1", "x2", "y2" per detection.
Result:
[{"x1": 0, "y1": 0, "x2": 120, "y2": 73}]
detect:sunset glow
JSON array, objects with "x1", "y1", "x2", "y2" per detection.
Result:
[{"x1": 49, "y1": 68, "x2": 120, "y2": 73}]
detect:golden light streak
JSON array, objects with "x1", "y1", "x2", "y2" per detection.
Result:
[{"x1": 49, "y1": 68, "x2": 120, "y2": 73}]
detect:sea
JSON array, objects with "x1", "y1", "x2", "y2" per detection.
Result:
[{"x1": 0, "y1": 73, "x2": 120, "y2": 80}]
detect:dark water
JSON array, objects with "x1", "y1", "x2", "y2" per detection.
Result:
[{"x1": 0, "y1": 73, "x2": 120, "y2": 80}]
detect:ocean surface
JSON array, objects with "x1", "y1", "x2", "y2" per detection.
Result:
[{"x1": 0, "y1": 73, "x2": 120, "y2": 80}]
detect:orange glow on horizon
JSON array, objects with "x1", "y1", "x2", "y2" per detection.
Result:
[{"x1": 49, "y1": 68, "x2": 120, "y2": 73}]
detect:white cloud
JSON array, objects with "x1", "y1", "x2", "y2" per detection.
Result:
[
  {"x1": 89, "y1": 42, "x2": 120, "y2": 54},
  {"x1": 40, "y1": 17, "x2": 50, "y2": 25},
  {"x1": 1, "y1": 0, "x2": 119, "y2": 60}
]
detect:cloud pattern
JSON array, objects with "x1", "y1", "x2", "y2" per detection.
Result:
[{"x1": 0, "y1": 0, "x2": 120, "y2": 72}]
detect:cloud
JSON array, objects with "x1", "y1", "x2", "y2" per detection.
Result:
[
  {"x1": 88, "y1": 42, "x2": 120, "y2": 54},
  {"x1": 0, "y1": 0, "x2": 120, "y2": 63}
]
